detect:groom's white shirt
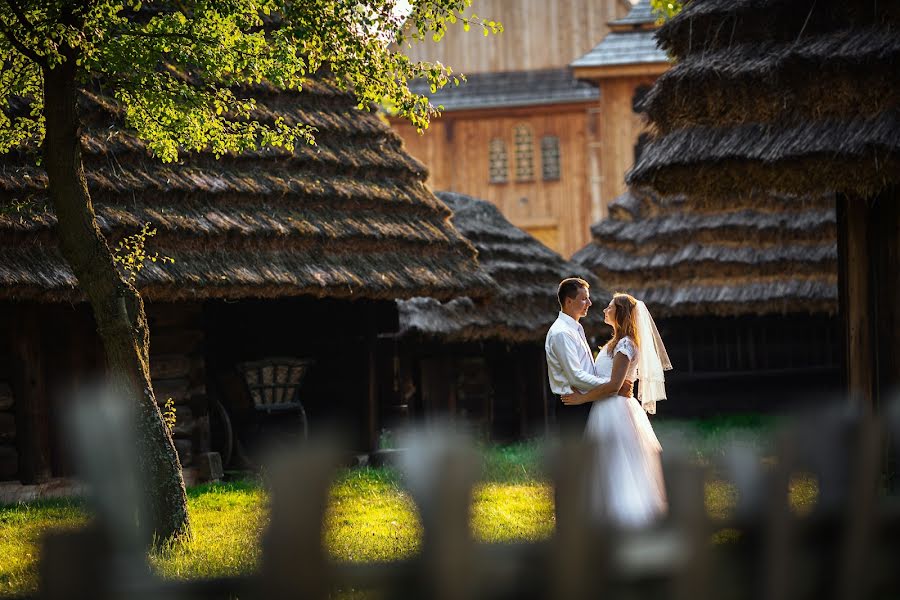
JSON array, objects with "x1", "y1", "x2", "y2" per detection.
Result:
[{"x1": 545, "y1": 311, "x2": 604, "y2": 395}]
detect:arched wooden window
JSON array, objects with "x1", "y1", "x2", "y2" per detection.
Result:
[
  {"x1": 488, "y1": 138, "x2": 508, "y2": 183},
  {"x1": 541, "y1": 135, "x2": 561, "y2": 181},
  {"x1": 514, "y1": 124, "x2": 534, "y2": 181}
]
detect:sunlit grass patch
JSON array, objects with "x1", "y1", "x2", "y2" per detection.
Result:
[
  {"x1": 472, "y1": 483, "x2": 554, "y2": 543},
  {"x1": 150, "y1": 480, "x2": 266, "y2": 579},
  {"x1": 788, "y1": 475, "x2": 818, "y2": 516},
  {"x1": 324, "y1": 468, "x2": 421, "y2": 563},
  {"x1": 0, "y1": 499, "x2": 87, "y2": 594}
]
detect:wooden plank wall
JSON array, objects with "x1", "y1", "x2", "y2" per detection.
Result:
[
  {"x1": 394, "y1": 104, "x2": 591, "y2": 257},
  {"x1": 147, "y1": 303, "x2": 208, "y2": 469},
  {"x1": 592, "y1": 75, "x2": 659, "y2": 220},
  {"x1": 401, "y1": 0, "x2": 630, "y2": 74}
]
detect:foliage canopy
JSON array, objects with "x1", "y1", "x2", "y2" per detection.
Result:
[
  {"x1": 0, "y1": 0, "x2": 501, "y2": 162},
  {"x1": 650, "y1": 0, "x2": 683, "y2": 22}
]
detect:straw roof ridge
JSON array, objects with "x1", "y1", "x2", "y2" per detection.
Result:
[
  {"x1": 656, "y1": 0, "x2": 900, "y2": 58},
  {"x1": 642, "y1": 25, "x2": 900, "y2": 132},
  {"x1": 20, "y1": 202, "x2": 448, "y2": 238},
  {"x1": 78, "y1": 135, "x2": 427, "y2": 177},
  {"x1": 576, "y1": 241, "x2": 835, "y2": 272},
  {"x1": 631, "y1": 279, "x2": 838, "y2": 317},
  {"x1": 628, "y1": 111, "x2": 900, "y2": 197},
  {"x1": 590, "y1": 207, "x2": 835, "y2": 245},
  {"x1": 0, "y1": 243, "x2": 495, "y2": 303},
  {"x1": 397, "y1": 191, "x2": 607, "y2": 343},
  {"x1": 0, "y1": 159, "x2": 430, "y2": 201},
  {"x1": 601, "y1": 186, "x2": 833, "y2": 223},
  {"x1": 0, "y1": 179, "x2": 448, "y2": 235},
  {"x1": 590, "y1": 228, "x2": 836, "y2": 257}
]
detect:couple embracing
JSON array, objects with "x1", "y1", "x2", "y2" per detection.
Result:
[{"x1": 545, "y1": 278, "x2": 671, "y2": 528}]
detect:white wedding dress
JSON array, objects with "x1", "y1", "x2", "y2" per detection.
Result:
[{"x1": 585, "y1": 336, "x2": 667, "y2": 528}]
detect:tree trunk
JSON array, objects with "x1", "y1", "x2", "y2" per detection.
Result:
[{"x1": 42, "y1": 52, "x2": 189, "y2": 543}]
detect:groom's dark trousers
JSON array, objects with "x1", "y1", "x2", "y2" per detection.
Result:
[
  {"x1": 556, "y1": 400, "x2": 590, "y2": 438},
  {"x1": 554, "y1": 400, "x2": 590, "y2": 527}
]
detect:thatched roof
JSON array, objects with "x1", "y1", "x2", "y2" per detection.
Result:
[
  {"x1": 627, "y1": 0, "x2": 900, "y2": 197},
  {"x1": 398, "y1": 192, "x2": 607, "y2": 343},
  {"x1": 0, "y1": 81, "x2": 495, "y2": 302},
  {"x1": 572, "y1": 187, "x2": 837, "y2": 317}
]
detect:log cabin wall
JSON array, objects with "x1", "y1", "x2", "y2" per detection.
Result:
[
  {"x1": 655, "y1": 314, "x2": 843, "y2": 416},
  {"x1": 0, "y1": 301, "x2": 211, "y2": 484},
  {"x1": 393, "y1": 104, "x2": 592, "y2": 256},
  {"x1": 146, "y1": 303, "x2": 209, "y2": 470},
  {"x1": 0, "y1": 383, "x2": 14, "y2": 481},
  {"x1": 401, "y1": 0, "x2": 630, "y2": 74},
  {"x1": 0, "y1": 311, "x2": 16, "y2": 480},
  {"x1": 0, "y1": 303, "x2": 105, "y2": 483}
]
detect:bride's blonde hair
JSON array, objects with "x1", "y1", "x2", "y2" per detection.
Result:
[{"x1": 606, "y1": 292, "x2": 641, "y2": 357}]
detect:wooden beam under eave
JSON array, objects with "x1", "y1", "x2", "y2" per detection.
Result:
[{"x1": 572, "y1": 62, "x2": 669, "y2": 81}]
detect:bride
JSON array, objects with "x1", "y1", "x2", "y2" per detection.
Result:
[{"x1": 561, "y1": 292, "x2": 671, "y2": 528}]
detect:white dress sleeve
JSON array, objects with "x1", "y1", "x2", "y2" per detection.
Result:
[{"x1": 614, "y1": 337, "x2": 637, "y2": 361}]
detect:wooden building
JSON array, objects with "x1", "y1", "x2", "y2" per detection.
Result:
[
  {"x1": 0, "y1": 81, "x2": 493, "y2": 485},
  {"x1": 573, "y1": 187, "x2": 842, "y2": 415},
  {"x1": 627, "y1": 0, "x2": 899, "y2": 410},
  {"x1": 570, "y1": 0, "x2": 669, "y2": 218},
  {"x1": 390, "y1": 191, "x2": 606, "y2": 439},
  {"x1": 389, "y1": 0, "x2": 637, "y2": 257}
]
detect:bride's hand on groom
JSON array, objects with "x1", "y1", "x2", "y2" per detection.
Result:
[{"x1": 561, "y1": 391, "x2": 588, "y2": 405}]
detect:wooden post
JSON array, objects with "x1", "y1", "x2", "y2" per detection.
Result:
[
  {"x1": 13, "y1": 306, "x2": 52, "y2": 483},
  {"x1": 837, "y1": 194, "x2": 877, "y2": 411},
  {"x1": 367, "y1": 323, "x2": 378, "y2": 452},
  {"x1": 873, "y1": 187, "x2": 900, "y2": 402}
]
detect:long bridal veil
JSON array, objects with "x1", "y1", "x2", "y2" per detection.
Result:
[{"x1": 634, "y1": 301, "x2": 672, "y2": 415}]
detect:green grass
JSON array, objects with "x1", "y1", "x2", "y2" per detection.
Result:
[
  {"x1": 0, "y1": 425, "x2": 816, "y2": 596},
  {"x1": 655, "y1": 414, "x2": 780, "y2": 463},
  {"x1": 150, "y1": 480, "x2": 265, "y2": 579},
  {"x1": 324, "y1": 468, "x2": 421, "y2": 563},
  {"x1": 0, "y1": 498, "x2": 87, "y2": 595}
]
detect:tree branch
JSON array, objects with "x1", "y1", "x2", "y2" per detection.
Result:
[
  {"x1": 0, "y1": 19, "x2": 45, "y2": 66},
  {"x1": 108, "y1": 29, "x2": 219, "y2": 46},
  {"x1": 3, "y1": 0, "x2": 36, "y2": 35}
]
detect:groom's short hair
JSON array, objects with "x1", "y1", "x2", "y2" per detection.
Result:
[{"x1": 557, "y1": 277, "x2": 590, "y2": 309}]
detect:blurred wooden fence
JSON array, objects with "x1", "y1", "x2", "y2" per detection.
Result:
[{"x1": 23, "y1": 393, "x2": 900, "y2": 600}]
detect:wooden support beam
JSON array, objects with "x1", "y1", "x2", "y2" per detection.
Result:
[
  {"x1": 873, "y1": 187, "x2": 900, "y2": 403},
  {"x1": 836, "y1": 192, "x2": 899, "y2": 413}
]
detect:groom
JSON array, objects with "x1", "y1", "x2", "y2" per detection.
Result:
[{"x1": 545, "y1": 278, "x2": 630, "y2": 434}]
